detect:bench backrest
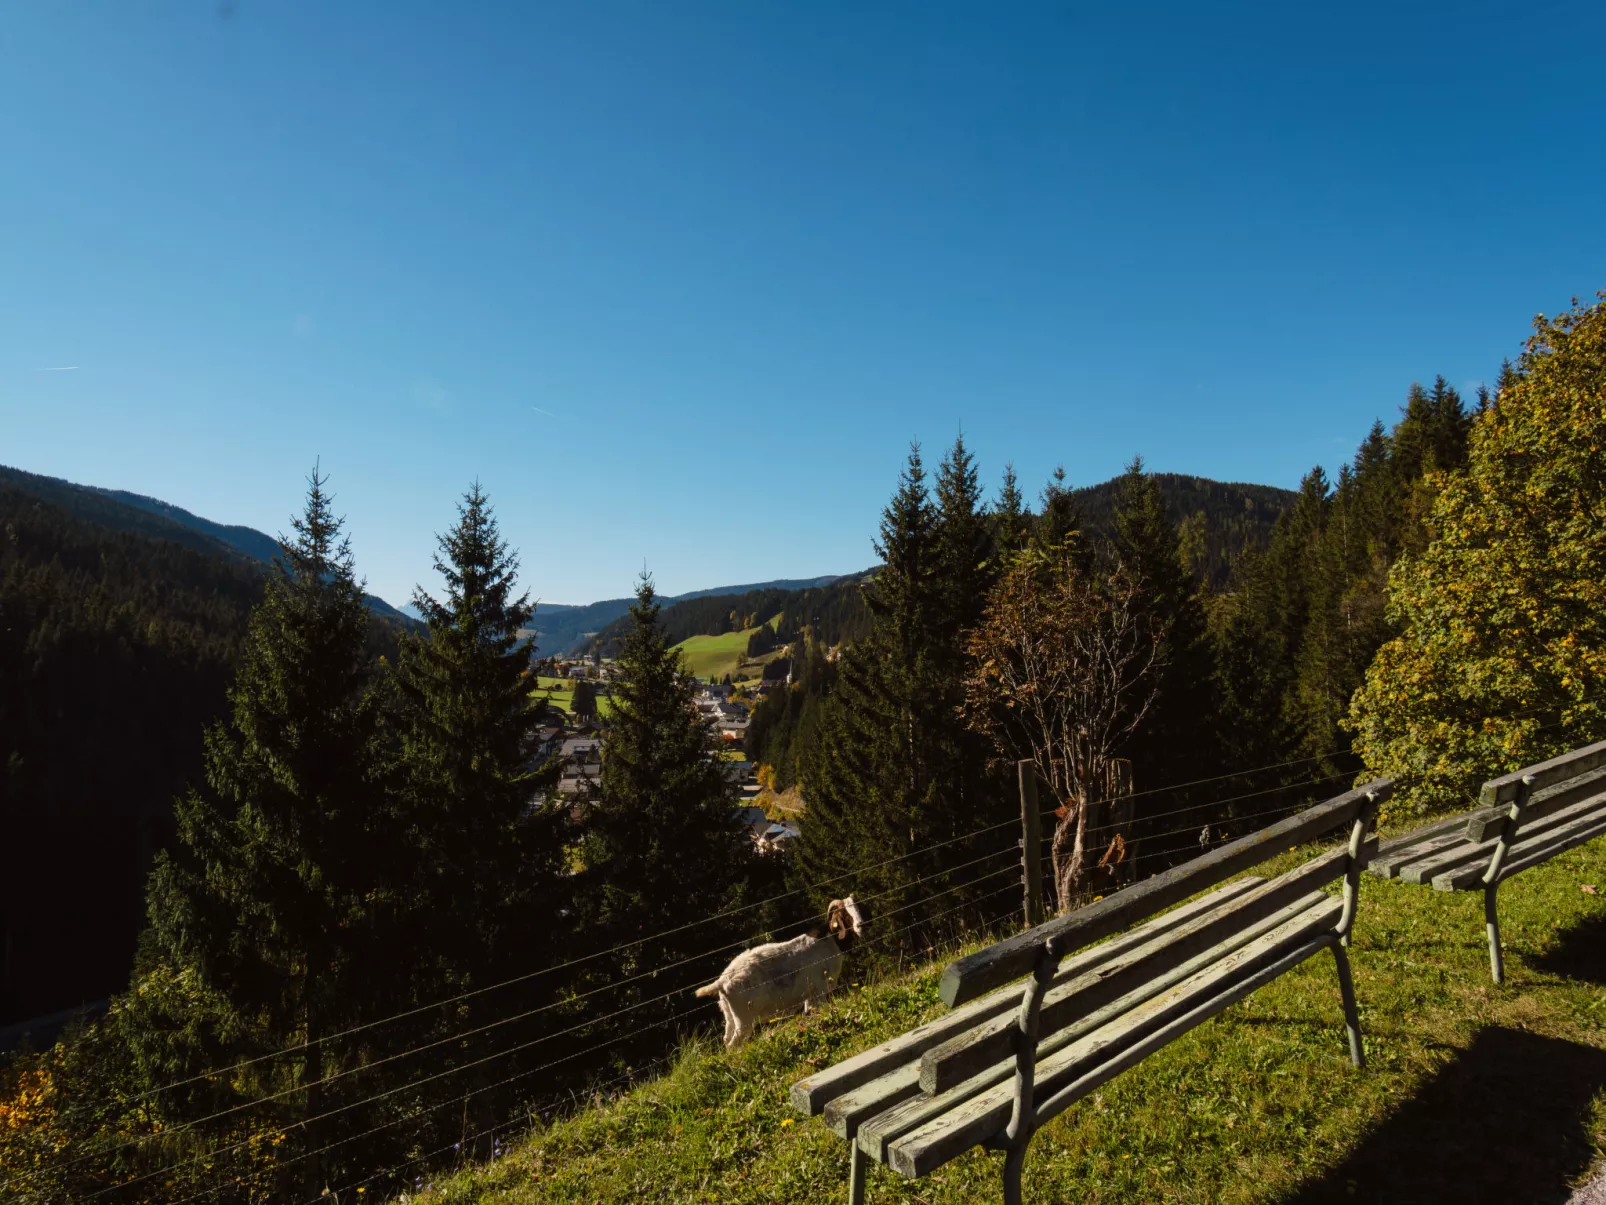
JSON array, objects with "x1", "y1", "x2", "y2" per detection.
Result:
[
  {"x1": 1465, "y1": 738, "x2": 1606, "y2": 843},
  {"x1": 939, "y1": 781, "x2": 1393, "y2": 1008}
]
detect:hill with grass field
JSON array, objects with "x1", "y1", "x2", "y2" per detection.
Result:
[{"x1": 392, "y1": 832, "x2": 1606, "y2": 1205}]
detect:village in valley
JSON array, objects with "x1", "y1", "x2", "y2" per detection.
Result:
[{"x1": 530, "y1": 648, "x2": 802, "y2": 854}]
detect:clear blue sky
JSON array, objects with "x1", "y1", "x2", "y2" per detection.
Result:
[{"x1": 3, "y1": 2, "x2": 1603, "y2": 608}]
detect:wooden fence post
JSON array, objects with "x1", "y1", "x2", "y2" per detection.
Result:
[{"x1": 1019, "y1": 760, "x2": 1045, "y2": 927}]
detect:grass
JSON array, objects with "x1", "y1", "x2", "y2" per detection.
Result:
[
  {"x1": 676, "y1": 619, "x2": 786, "y2": 683},
  {"x1": 675, "y1": 629, "x2": 762, "y2": 682},
  {"x1": 532, "y1": 676, "x2": 615, "y2": 718},
  {"x1": 414, "y1": 836, "x2": 1606, "y2": 1205}
]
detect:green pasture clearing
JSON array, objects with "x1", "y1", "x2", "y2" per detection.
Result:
[
  {"x1": 675, "y1": 627, "x2": 763, "y2": 681},
  {"x1": 531, "y1": 677, "x2": 616, "y2": 718},
  {"x1": 420, "y1": 828, "x2": 1606, "y2": 1205}
]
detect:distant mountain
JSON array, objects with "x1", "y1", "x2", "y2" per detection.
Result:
[
  {"x1": 0, "y1": 466, "x2": 416, "y2": 623},
  {"x1": 526, "y1": 575, "x2": 857, "y2": 656},
  {"x1": 577, "y1": 474, "x2": 1296, "y2": 659}
]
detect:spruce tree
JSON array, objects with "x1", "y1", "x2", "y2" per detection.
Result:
[
  {"x1": 392, "y1": 483, "x2": 561, "y2": 1152},
  {"x1": 993, "y1": 461, "x2": 1030, "y2": 556},
  {"x1": 1109, "y1": 459, "x2": 1224, "y2": 861},
  {"x1": 580, "y1": 576, "x2": 751, "y2": 996},
  {"x1": 799, "y1": 445, "x2": 999, "y2": 944},
  {"x1": 137, "y1": 468, "x2": 386, "y2": 1193},
  {"x1": 1036, "y1": 464, "x2": 1081, "y2": 550}
]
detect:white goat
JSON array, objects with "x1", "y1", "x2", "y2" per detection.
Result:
[{"x1": 695, "y1": 897, "x2": 864, "y2": 1049}]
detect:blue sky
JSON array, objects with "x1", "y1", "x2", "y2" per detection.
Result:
[{"x1": 3, "y1": 2, "x2": 1603, "y2": 608}]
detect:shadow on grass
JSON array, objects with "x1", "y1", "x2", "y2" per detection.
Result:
[
  {"x1": 1529, "y1": 909, "x2": 1606, "y2": 986},
  {"x1": 1276, "y1": 1027, "x2": 1606, "y2": 1205}
]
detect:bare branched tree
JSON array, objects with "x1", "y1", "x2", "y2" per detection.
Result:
[{"x1": 963, "y1": 543, "x2": 1166, "y2": 908}]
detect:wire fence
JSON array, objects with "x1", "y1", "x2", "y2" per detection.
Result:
[{"x1": 27, "y1": 717, "x2": 1592, "y2": 1204}]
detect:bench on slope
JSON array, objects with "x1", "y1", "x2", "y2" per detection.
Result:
[
  {"x1": 1369, "y1": 738, "x2": 1606, "y2": 983},
  {"x1": 790, "y1": 780, "x2": 1391, "y2": 1205}
]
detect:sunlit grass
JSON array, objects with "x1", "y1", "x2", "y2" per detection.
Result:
[{"x1": 417, "y1": 838, "x2": 1606, "y2": 1204}]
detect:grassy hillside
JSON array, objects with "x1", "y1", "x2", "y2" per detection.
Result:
[
  {"x1": 675, "y1": 625, "x2": 770, "y2": 681},
  {"x1": 413, "y1": 836, "x2": 1606, "y2": 1205}
]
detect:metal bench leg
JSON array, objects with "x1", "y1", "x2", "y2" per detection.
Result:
[
  {"x1": 1485, "y1": 883, "x2": 1504, "y2": 985},
  {"x1": 1331, "y1": 943, "x2": 1364, "y2": 1069},
  {"x1": 848, "y1": 1141, "x2": 867, "y2": 1205},
  {"x1": 1003, "y1": 1142, "x2": 1028, "y2": 1205}
]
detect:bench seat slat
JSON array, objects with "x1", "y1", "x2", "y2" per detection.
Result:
[
  {"x1": 856, "y1": 890, "x2": 1340, "y2": 1162},
  {"x1": 1402, "y1": 791, "x2": 1606, "y2": 888},
  {"x1": 1434, "y1": 808, "x2": 1606, "y2": 891},
  {"x1": 823, "y1": 1064, "x2": 922, "y2": 1139},
  {"x1": 789, "y1": 877, "x2": 1264, "y2": 1115},
  {"x1": 1371, "y1": 810, "x2": 1475, "y2": 868},
  {"x1": 1368, "y1": 821, "x2": 1477, "y2": 879},
  {"x1": 888, "y1": 897, "x2": 1345, "y2": 1179},
  {"x1": 919, "y1": 843, "x2": 1364, "y2": 1094}
]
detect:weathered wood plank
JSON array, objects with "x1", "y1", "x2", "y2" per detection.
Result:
[
  {"x1": 1394, "y1": 796, "x2": 1606, "y2": 893},
  {"x1": 1405, "y1": 792, "x2": 1606, "y2": 889},
  {"x1": 892, "y1": 908, "x2": 1343, "y2": 1177},
  {"x1": 1434, "y1": 810, "x2": 1606, "y2": 891},
  {"x1": 1368, "y1": 827, "x2": 1475, "y2": 880},
  {"x1": 1030, "y1": 934, "x2": 1335, "y2": 1128},
  {"x1": 1465, "y1": 769, "x2": 1606, "y2": 842},
  {"x1": 1478, "y1": 739, "x2": 1606, "y2": 805},
  {"x1": 920, "y1": 845, "x2": 1362, "y2": 1093},
  {"x1": 1371, "y1": 810, "x2": 1474, "y2": 863},
  {"x1": 788, "y1": 876, "x2": 1262, "y2": 1113},
  {"x1": 855, "y1": 893, "x2": 1340, "y2": 1164},
  {"x1": 824, "y1": 1063, "x2": 923, "y2": 1139},
  {"x1": 938, "y1": 782, "x2": 1389, "y2": 1006}
]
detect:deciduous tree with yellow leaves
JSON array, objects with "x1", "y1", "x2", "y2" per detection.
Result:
[{"x1": 1349, "y1": 293, "x2": 1606, "y2": 813}]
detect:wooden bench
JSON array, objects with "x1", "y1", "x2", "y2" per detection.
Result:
[
  {"x1": 1368, "y1": 739, "x2": 1606, "y2": 983},
  {"x1": 790, "y1": 781, "x2": 1391, "y2": 1204}
]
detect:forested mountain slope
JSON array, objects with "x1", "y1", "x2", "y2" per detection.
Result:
[
  {"x1": 0, "y1": 473, "x2": 405, "y2": 1024},
  {"x1": 0, "y1": 465, "x2": 415, "y2": 621}
]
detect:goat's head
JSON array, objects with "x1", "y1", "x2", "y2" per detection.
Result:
[{"x1": 826, "y1": 896, "x2": 865, "y2": 948}]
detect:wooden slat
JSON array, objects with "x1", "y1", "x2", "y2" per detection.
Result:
[
  {"x1": 891, "y1": 906, "x2": 1344, "y2": 1178},
  {"x1": 1373, "y1": 810, "x2": 1474, "y2": 858},
  {"x1": 1434, "y1": 809, "x2": 1606, "y2": 891},
  {"x1": 824, "y1": 1064, "x2": 922, "y2": 1139},
  {"x1": 920, "y1": 845, "x2": 1362, "y2": 1093},
  {"x1": 1465, "y1": 769, "x2": 1606, "y2": 842},
  {"x1": 1404, "y1": 792, "x2": 1606, "y2": 889},
  {"x1": 1489, "y1": 815, "x2": 1606, "y2": 884},
  {"x1": 788, "y1": 876, "x2": 1263, "y2": 1114},
  {"x1": 938, "y1": 781, "x2": 1389, "y2": 1007},
  {"x1": 1478, "y1": 739, "x2": 1606, "y2": 805},
  {"x1": 1368, "y1": 828, "x2": 1475, "y2": 880},
  {"x1": 859, "y1": 894, "x2": 1341, "y2": 1165}
]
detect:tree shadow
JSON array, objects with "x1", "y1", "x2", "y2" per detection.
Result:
[
  {"x1": 1529, "y1": 910, "x2": 1606, "y2": 986},
  {"x1": 1276, "y1": 1027, "x2": 1606, "y2": 1205}
]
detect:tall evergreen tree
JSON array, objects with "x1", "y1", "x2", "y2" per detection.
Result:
[
  {"x1": 394, "y1": 483, "x2": 561, "y2": 991},
  {"x1": 1035, "y1": 464, "x2": 1080, "y2": 550},
  {"x1": 391, "y1": 484, "x2": 561, "y2": 1152},
  {"x1": 136, "y1": 468, "x2": 387, "y2": 1193},
  {"x1": 1108, "y1": 459, "x2": 1224, "y2": 862},
  {"x1": 580, "y1": 576, "x2": 752, "y2": 993},
  {"x1": 800, "y1": 444, "x2": 1002, "y2": 943},
  {"x1": 993, "y1": 461, "x2": 1030, "y2": 556}
]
